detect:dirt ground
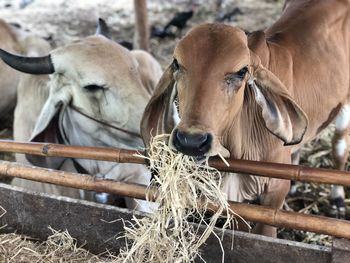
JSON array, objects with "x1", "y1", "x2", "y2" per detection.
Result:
[
  {"x1": 0, "y1": 0, "x2": 345, "y2": 247},
  {"x1": 0, "y1": 0, "x2": 284, "y2": 66}
]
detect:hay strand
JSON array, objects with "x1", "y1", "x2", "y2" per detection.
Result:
[
  {"x1": 217, "y1": 152, "x2": 230, "y2": 167},
  {"x1": 117, "y1": 134, "x2": 244, "y2": 262}
]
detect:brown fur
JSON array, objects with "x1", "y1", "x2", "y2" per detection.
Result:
[{"x1": 141, "y1": 0, "x2": 350, "y2": 236}]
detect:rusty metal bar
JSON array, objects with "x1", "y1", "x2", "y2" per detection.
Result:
[
  {"x1": 0, "y1": 140, "x2": 350, "y2": 186},
  {"x1": 0, "y1": 160, "x2": 349, "y2": 239}
]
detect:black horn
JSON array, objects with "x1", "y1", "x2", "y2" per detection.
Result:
[
  {"x1": 96, "y1": 18, "x2": 111, "y2": 39},
  {"x1": 0, "y1": 49, "x2": 54, "y2": 74}
]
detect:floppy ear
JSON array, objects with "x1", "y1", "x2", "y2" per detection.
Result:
[
  {"x1": 140, "y1": 65, "x2": 177, "y2": 148},
  {"x1": 248, "y1": 60, "x2": 308, "y2": 145},
  {"x1": 26, "y1": 96, "x2": 67, "y2": 169}
]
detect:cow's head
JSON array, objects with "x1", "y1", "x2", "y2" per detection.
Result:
[
  {"x1": 0, "y1": 19, "x2": 162, "y2": 172},
  {"x1": 141, "y1": 23, "x2": 308, "y2": 158}
]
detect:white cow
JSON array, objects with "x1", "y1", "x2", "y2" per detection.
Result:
[
  {"x1": 3, "y1": 19, "x2": 162, "y2": 212},
  {"x1": 0, "y1": 19, "x2": 47, "y2": 123}
]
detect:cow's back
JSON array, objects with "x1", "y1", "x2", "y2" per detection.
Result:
[
  {"x1": 0, "y1": 19, "x2": 21, "y2": 119},
  {"x1": 13, "y1": 35, "x2": 51, "y2": 162},
  {"x1": 263, "y1": 0, "x2": 350, "y2": 143}
]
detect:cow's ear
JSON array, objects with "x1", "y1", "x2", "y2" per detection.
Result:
[
  {"x1": 26, "y1": 94, "x2": 67, "y2": 168},
  {"x1": 141, "y1": 64, "x2": 176, "y2": 148},
  {"x1": 248, "y1": 65, "x2": 308, "y2": 145}
]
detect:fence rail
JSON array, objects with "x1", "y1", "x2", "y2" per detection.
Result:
[
  {"x1": 1, "y1": 160, "x2": 349, "y2": 239},
  {"x1": 1, "y1": 140, "x2": 350, "y2": 186}
]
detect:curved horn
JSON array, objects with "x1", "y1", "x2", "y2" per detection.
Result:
[
  {"x1": 0, "y1": 49, "x2": 54, "y2": 74},
  {"x1": 96, "y1": 18, "x2": 111, "y2": 39}
]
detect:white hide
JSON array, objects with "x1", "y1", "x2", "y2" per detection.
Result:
[
  {"x1": 330, "y1": 104, "x2": 350, "y2": 203},
  {"x1": 0, "y1": 21, "x2": 22, "y2": 120},
  {"x1": 331, "y1": 185, "x2": 345, "y2": 199},
  {"x1": 335, "y1": 138, "x2": 347, "y2": 158},
  {"x1": 18, "y1": 36, "x2": 162, "y2": 212},
  {"x1": 335, "y1": 104, "x2": 350, "y2": 131}
]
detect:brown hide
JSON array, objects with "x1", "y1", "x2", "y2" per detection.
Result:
[{"x1": 141, "y1": 0, "x2": 350, "y2": 236}]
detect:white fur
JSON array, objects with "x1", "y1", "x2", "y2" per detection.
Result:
[
  {"x1": 331, "y1": 185, "x2": 345, "y2": 199},
  {"x1": 172, "y1": 103, "x2": 181, "y2": 125},
  {"x1": 251, "y1": 80, "x2": 293, "y2": 141},
  {"x1": 335, "y1": 138, "x2": 347, "y2": 157},
  {"x1": 12, "y1": 36, "x2": 163, "y2": 212},
  {"x1": 335, "y1": 104, "x2": 350, "y2": 131},
  {"x1": 95, "y1": 192, "x2": 109, "y2": 204},
  {"x1": 172, "y1": 82, "x2": 181, "y2": 125},
  {"x1": 0, "y1": 21, "x2": 48, "y2": 119}
]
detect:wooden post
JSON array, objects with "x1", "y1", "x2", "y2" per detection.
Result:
[{"x1": 133, "y1": 0, "x2": 149, "y2": 51}]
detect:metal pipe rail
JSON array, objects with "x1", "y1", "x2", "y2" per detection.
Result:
[
  {"x1": 0, "y1": 160, "x2": 349, "y2": 239},
  {"x1": 0, "y1": 140, "x2": 350, "y2": 186}
]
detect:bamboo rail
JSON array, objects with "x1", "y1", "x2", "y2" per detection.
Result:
[
  {"x1": 0, "y1": 160, "x2": 349, "y2": 239},
  {"x1": 1, "y1": 140, "x2": 350, "y2": 186}
]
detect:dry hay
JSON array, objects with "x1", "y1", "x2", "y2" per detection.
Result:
[
  {"x1": 0, "y1": 200, "x2": 112, "y2": 262},
  {"x1": 299, "y1": 125, "x2": 335, "y2": 169},
  {"x1": 116, "y1": 134, "x2": 244, "y2": 263},
  {"x1": 0, "y1": 226, "x2": 115, "y2": 263}
]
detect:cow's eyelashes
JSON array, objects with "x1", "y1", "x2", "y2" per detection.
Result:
[
  {"x1": 84, "y1": 84, "x2": 107, "y2": 92},
  {"x1": 236, "y1": 66, "x2": 248, "y2": 80},
  {"x1": 225, "y1": 66, "x2": 249, "y2": 86}
]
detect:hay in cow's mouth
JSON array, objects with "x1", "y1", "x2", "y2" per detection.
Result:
[{"x1": 116, "y1": 134, "x2": 246, "y2": 262}]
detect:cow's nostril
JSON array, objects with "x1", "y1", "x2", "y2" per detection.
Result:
[
  {"x1": 176, "y1": 130, "x2": 187, "y2": 145},
  {"x1": 173, "y1": 129, "x2": 212, "y2": 156},
  {"x1": 198, "y1": 133, "x2": 208, "y2": 147},
  {"x1": 199, "y1": 134, "x2": 210, "y2": 151}
]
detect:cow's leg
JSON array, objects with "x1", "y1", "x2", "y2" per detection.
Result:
[
  {"x1": 252, "y1": 150, "x2": 291, "y2": 237},
  {"x1": 330, "y1": 105, "x2": 350, "y2": 218},
  {"x1": 253, "y1": 178, "x2": 290, "y2": 237}
]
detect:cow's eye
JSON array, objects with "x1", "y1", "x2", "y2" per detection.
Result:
[
  {"x1": 84, "y1": 84, "x2": 105, "y2": 92},
  {"x1": 236, "y1": 66, "x2": 248, "y2": 80},
  {"x1": 172, "y1": 58, "x2": 180, "y2": 71}
]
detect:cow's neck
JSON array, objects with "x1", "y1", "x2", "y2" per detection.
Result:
[
  {"x1": 248, "y1": 31, "x2": 294, "y2": 94},
  {"x1": 226, "y1": 88, "x2": 281, "y2": 162},
  {"x1": 60, "y1": 107, "x2": 143, "y2": 149}
]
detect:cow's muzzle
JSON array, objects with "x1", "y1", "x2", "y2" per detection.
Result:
[{"x1": 172, "y1": 129, "x2": 212, "y2": 156}]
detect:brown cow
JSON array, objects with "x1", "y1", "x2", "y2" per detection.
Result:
[{"x1": 141, "y1": 0, "x2": 350, "y2": 236}]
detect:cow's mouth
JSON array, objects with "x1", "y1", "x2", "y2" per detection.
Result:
[
  {"x1": 169, "y1": 128, "x2": 231, "y2": 161},
  {"x1": 171, "y1": 129, "x2": 213, "y2": 157}
]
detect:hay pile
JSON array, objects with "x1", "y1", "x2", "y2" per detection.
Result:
[
  {"x1": 0, "y1": 205, "x2": 114, "y2": 262},
  {"x1": 0, "y1": 227, "x2": 115, "y2": 262},
  {"x1": 299, "y1": 125, "x2": 335, "y2": 169},
  {"x1": 116, "y1": 135, "x2": 241, "y2": 262}
]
